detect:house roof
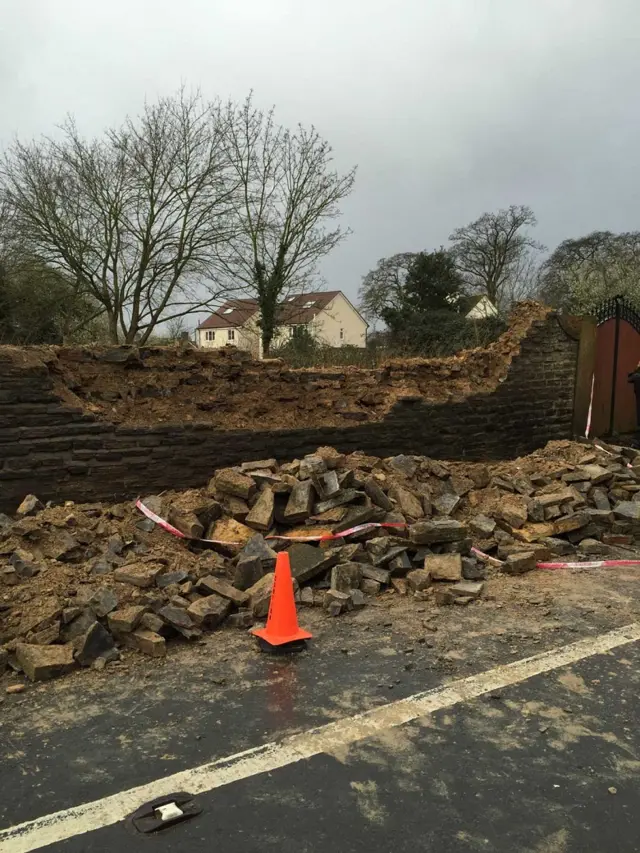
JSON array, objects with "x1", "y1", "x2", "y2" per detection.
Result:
[{"x1": 197, "y1": 291, "x2": 344, "y2": 330}]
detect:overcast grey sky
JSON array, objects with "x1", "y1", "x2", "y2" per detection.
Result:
[{"x1": 2, "y1": 0, "x2": 640, "y2": 306}]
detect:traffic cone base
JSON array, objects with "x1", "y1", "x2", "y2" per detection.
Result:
[
  {"x1": 250, "y1": 551, "x2": 312, "y2": 651},
  {"x1": 254, "y1": 635, "x2": 309, "y2": 655}
]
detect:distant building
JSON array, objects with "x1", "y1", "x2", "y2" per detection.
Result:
[
  {"x1": 196, "y1": 290, "x2": 368, "y2": 357},
  {"x1": 457, "y1": 295, "x2": 499, "y2": 319}
]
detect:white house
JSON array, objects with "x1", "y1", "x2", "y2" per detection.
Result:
[
  {"x1": 196, "y1": 290, "x2": 368, "y2": 357},
  {"x1": 458, "y1": 295, "x2": 499, "y2": 319}
]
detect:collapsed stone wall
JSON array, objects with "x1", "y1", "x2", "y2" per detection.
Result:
[{"x1": 0, "y1": 311, "x2": 580, "y2": 513}]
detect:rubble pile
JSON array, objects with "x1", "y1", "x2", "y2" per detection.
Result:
[{"x1": 2, "y1": 438, "x2": 640, "y2": 684}]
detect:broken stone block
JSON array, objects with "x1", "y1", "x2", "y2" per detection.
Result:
[
  {"x1": 363, "y1": 478, "x2": 393, "y2": 511},
  {"x1": 208, "y1": 517, "x2": 255, "y2": 547},
  {"x1": 324, "y1": 588, "x2": 352, "y2": 615},
  {"x1": 313, "y1": 470, "x2": 341, "y2": 500},
  {"x1": 227, "y1": 610, "x2": 255, "y2": 628},
  {"x1": 196, "y1": 576, "x2": 249, "y2": 606},
  {"x1": 158, "y1": 605, "x2": 196, "y2": 636},
  {"x1": 239, "y1": 534, "x2": 277, "y2": 566},
  {"x1": 406, "y1": 569, "x2": 431, "y2": 592},
  {"x1": 350, "y1": 589, "x2": 366, "y2": 608},
  {"x1": 187, "y1": 594, "x2": 231, "y2": 629},
  {"x1": 87, "y1": 587, "x2": 119, "y2": 618},
  {"x1": 300, "y1": 587, "x2": 315, "y2": 606},
  {"x1": 462, "y1": 557, "x2": 485, "y2": 581},
  {"x1": 284, "y1": 480, "x2": 315, "y2": 523},
  {"x1": 331, "y1": 562, "x2": 363, "y2": 593},
  {"x1": 432, "y1": 492, "x2": 460, "y2": 516},
  {"x1": 74, "y1": 622, "x2": 116, "y2": 667},
  {"x1": 19, "y1": 598, "x2": 62, "y2": 637},
  {"x1": 212, "y1": 468, "x2": 256, "y2": 500},
  {"x1": 360, "y1": 564, "x2": 391, "y2": 585},
  {"x1": 108, "y1": 605, "x2": 146, "y2": 634},
  {"x1": 157, "y1": 571, "x2": 189, "y2": 589},
  {"x1": 233, "y1": 556, "x2": 265, "y2": 591},
  {"x1": 580, "y1": 464, "x2": 613, "y2": 484},
  {"x1": 168, "y1": 508, "x2": 204, "y2": 539},
  {"x1": 299, "y1": 455, "x2": 328, "y2": 480},
  {"x1": 31, "y1": 623, "x2": 61, "y2": 646},
  {"x1": 535, "y1": 488, "x2": 579, "y2": 508},
  {"x1": 496, "y1": 494, "x2": 528, "y2": 529},
  {"x1": 16, "y1": 642, "x2": 75, "y2": 682},
  {"x1": 16, "y1": 495, "x2": 43, "y2": 517},
  {"x1": 360, "y1": 578, "x2": 381, "y2": 595},
  {"x1": 240, "y1": 458, "x2": 277, "y2": 473},
  {"x1": 578, "y1": 539, "x2": 611, "y2": 556},
  {"x1": 139, "y1": 612, "x2": 165, "y2": 634},
  {"x1": 246, "y1": 572, "x2": 275, "y2": 618},
  {"x1": 429, "y1": 460, "x2": 451, "y2": 479},
  {"x1": 113, "y1": 562, "x2": 163, "y2": 588},
  {"x1": 449, "y1": 581, "x2": 484, "y2": 599},
  {"x1": 386, "y1": 455, "x2": 418, "y2": 478},
  {"x1": 434, "y1": 588, "x2": 456, "y2": 606},
  {"x1": 1, "y1": 568, "x2": 18, "y2": 586},
  {"x1": 424, "y1": 553, "x2": 462, "y2": 581},
  {"x1": 313, "y1": 489, "x2": 361, "y2": 515},
  {"x1": 410, "y1": 519, "x2": 467, "y2": 545},
  {"x1": 591, "y1": 488, "x2": 611, "y2": 511},
  {"x1": 9, "y1": 550, "x2": 41, "y2": 579},
  {"x1": 288, "y1": 542, "x2": 337, "y2": 583},
  {"x1": 222, "y1": 496, "x2": 250, "y2": 521},
  {"x1": 526, "y1": 499, "x2": 545, "y2": 523},
  {"x1": 245, "y1": 488, "x2": 275, "y2": 531},
  {"x1": 391, "y1": 578, "x2": 408, "y2": 595},
  {"x1": 130, "y1": 629, "x2": 166, "y2": 657},
  {"x1": 613, "y1": 502, "x2": 640, "y2": 521},
  {"x1": 388, "y1": 551, "x2": 412, "y2": 575},
  {"x1": 49, "y1": 533, "x2": 84, "y2": 563},
  {"x1": 553, "y1": 512, "x2": 590, "y2": 534},
  {"x1": 502, "y1": 551, "x2": 537, "y2": 574},
  {"x1": 60, "y1": 609, "x2": 97, "y2": 642},
  {"x1": 388, "y1": 485, "x2": 424, "y2": 519}
]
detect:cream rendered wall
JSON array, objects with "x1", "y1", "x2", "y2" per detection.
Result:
[
  {"x1": 311, "y1": 293, "x2": 367, "y2": 347},
  {"x1": 466, "y1": 297, "x2": 499, "y2": 319},
  {"x1": 197, "y1": 323, "x2": 260, "y2": 356}
]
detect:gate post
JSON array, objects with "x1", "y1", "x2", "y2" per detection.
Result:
[{"x1": 609, "y1": 296, "x2": 622, "y2": 435}]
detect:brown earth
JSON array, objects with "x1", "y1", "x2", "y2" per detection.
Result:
[{"x1": 0, "y1": 302, "x2": 550, "y2": 430}]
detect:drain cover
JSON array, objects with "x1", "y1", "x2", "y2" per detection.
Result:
[{"x1": 129, "y1": 791, "x2": 202, "y2": 834}]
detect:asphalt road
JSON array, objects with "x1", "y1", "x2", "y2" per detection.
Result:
[{"x1": 2, "y1": 626, "x2": 640, "y2": 853}]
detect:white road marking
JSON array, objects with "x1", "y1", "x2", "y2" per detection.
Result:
[{"x1": 2, "y1": 622, "x2": 639, "y2": 852}]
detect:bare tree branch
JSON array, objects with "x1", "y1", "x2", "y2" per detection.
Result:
[
  {"x1": 215, "y1": 95, "x2": 356, "y2": 355},
  {"x1": 1, "y1": 89, "x2": 237, "y2": 344},
  {"x1": 449, "y1": 205, "x2": 544, "y2": 310}
]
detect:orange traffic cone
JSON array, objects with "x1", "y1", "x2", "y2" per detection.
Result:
[{"x1": 251, "y1": 551, "x2": 312, "y2": 653}]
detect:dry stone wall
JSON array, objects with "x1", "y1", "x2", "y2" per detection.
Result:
[{"x1": 0, "y1": 315, "x2": 579, "y2": 512}]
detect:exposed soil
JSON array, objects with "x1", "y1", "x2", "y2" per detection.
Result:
[{"x1": 1, "y1": 302, "x2": 550, "y2": 430}]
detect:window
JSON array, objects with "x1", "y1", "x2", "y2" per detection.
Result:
[
  {"x1": 205, "y1": 330, "x2": 215, "y2": 342},
  {"x1": 339, "y1": 328, "x2": 344, "y2": 341},
  {"x1": 227, "y1": 329, "x2": 235, "y2": 341},
  {"x1": 224, "y1": 308, "x2": 234, "y2": 315},
  {"x1": 304, "y1": 300, "x2": 316, "y2": 308}
]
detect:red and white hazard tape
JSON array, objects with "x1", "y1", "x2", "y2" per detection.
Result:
[
  {"x1": 537, "y1": 559, "x2": 640, "y2": 571},
  {"x1": 136, "y1": 500, "x2": 407, "y2": 547}
]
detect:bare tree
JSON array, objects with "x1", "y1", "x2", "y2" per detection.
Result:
[
  {"x1": 358, "y1": 252, "x2": 417, "y2": 324},
  {"x1": 449, "y1": 205, "x2": 544, "y2": 310},
  {"x1": 539, "y1": 231, "x2": 640, "y2": 313},
  {"x1": 217, "y1": 96, "x2": 356, "y2": 355},
  {"x1": 1, "y1": 89, "x2": 236, "y2": 344}
]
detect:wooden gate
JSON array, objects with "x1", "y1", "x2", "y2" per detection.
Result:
[{"x1": 591, "y1": 296, "x2": 640, "y2": 436}]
